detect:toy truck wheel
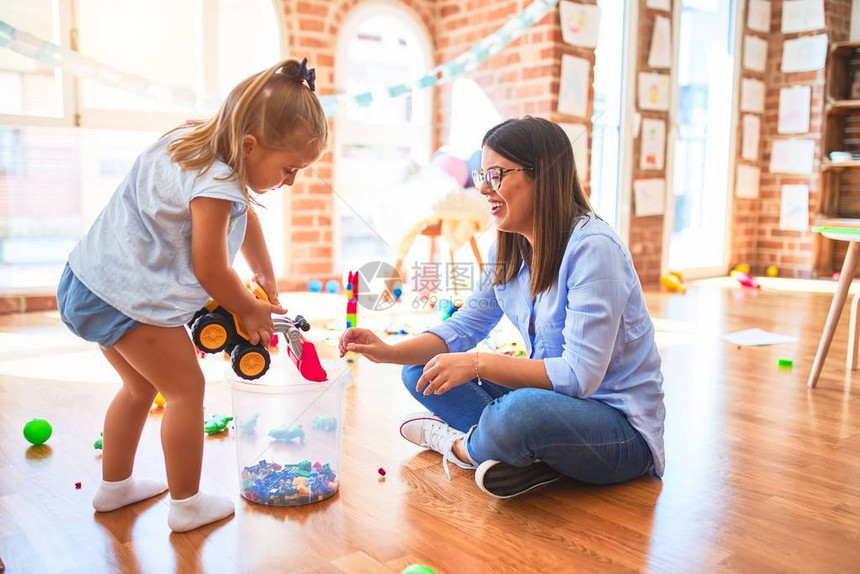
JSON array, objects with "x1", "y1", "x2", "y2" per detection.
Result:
[
  {"x1": 231, "y1": 343, "x2": 270, "y2": 380},
  {"x1": 192, "y1": 313, "x2": 234, "y2": 353}
]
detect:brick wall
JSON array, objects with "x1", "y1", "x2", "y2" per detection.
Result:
[
  {"x1": 730, "y1": 0, "x2": 853, "y2": 277},
  {"x1": 435, "y1": 0, "x2": 589, "y2": 188},
  {"x1": 628, "y1": 0, "x2": 674, "y2": 286}
]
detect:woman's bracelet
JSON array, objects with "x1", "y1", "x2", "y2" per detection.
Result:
[{"x1": 474, "y1": 350, "x2": 483, "y2": 386}]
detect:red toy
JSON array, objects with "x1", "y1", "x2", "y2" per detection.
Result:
[
  {"x1": 732, "y1": 271, "x2": 761, "y2": 289},
  {"x1": 75, "y1": 482, "x2": 81, "y2": 489},
  {"x1": 378, "y1": 467, "x2": 386, "y2": 477}
]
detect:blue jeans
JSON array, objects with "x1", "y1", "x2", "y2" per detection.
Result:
[{"x1": 401, "y1": 364, "x2": 653, "y2": 484}]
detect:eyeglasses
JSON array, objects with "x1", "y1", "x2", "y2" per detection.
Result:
[{"x1": 471, "y1": 166, "x2": 534, "y2": 192}]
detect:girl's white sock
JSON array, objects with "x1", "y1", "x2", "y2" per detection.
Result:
[
  {"x1": 167, "y1": 491, "x2": 235, "y2": 533},
  {"x1": 92, "y1": 476, "x2": 168, "y2": 512}
]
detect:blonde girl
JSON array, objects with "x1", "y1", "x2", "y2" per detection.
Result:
[{"x1": 57, "y1": 58, "x2": 327, "y2": 532}]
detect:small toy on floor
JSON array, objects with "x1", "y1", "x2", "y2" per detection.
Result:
[
  {"x1": 778, "y1": 357, "x2": 793, "y2": 370},
  {"x1": 660, "y1": 271, "x2": 686, "y2": 293},
  {"x1": 766, "y1": 265, "x2": 779, "y2": 277},
  {"x1": 153, "y1": 393, "x2": 166, "y2": 408},
  {"x1": 268, "y1": 424, "x2": 305, "y2": 443},
  {"x1": 204, "y1": 414, "x2": 233, "y2": 435},
  {"x1": 94, "y1": 432, "x2": 103, "y2": 450},
  {"x1": 402, "y1": 565, "x2": 436, "y2": 574},
  {"x1": 23, "y1": 418, "x2": 52, "y2": 446},
  {"x1": 731, "y1": 271, "x2": 761, "y2": 289}
]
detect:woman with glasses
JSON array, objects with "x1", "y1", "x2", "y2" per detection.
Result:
[{"x1": 339, "y1": 117, "x2": 665, "y2": 498}]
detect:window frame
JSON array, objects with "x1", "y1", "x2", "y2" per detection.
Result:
[
  {"x1": 0, "y1": 0, "x2": 289, "y2": 132},
  {"x1": 332, "y1": 1, "x2": 435, "y2": 268}
]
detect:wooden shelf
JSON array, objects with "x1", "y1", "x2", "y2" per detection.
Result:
[
  {"x1": 831, "y1": 41, "x2": 860, "y2": 57},
  {"x1": 825, "y1": 100, "x2": 860, "y2": 114},
  {"x1": 822, "y1": 160, "x2": 860, "y2": 171},
  {"x1": 814, "y1": 216, "x2": 860, "y2": 229}
]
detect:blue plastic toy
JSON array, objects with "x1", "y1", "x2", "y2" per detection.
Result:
[
  {"x1": 268, "y1": 424, "x2": 305, "y2": 443},
  {"x1": 325, "y1": 280, "x2": 339, "y2": 294},
  {"x1": 309, "y1": 279, "x2": 323, "y2": 293}
]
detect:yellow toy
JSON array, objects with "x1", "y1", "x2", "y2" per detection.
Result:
[
  {"x1": 732, "y1": 263, "x2": 750, "y2": 274},
  {"x1": 660, "y1": 271, "x2": 686, "y2": 293},
  {"x1": 153, "y1": 393, "x2": 165, "y2": 407},
  {"x1": 766, "y1": 265, "x2": 779, "y2": 277}
]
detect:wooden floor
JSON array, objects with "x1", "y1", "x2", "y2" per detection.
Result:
[{"x1": 1, "y1": 282, "x2": 859, "y2": 573}]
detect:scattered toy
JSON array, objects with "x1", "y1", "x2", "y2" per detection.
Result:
[
  {"x1": 75, "y1": 482, "x2": 81, "y2": 489},
  {"x1": 94, "y1": 432, "x2": 103, "y2": 450},
  {"x1": 731, "y1": 271, "x2": 761, "y2": 289},
  {"x1": 153, "y1": 393, "x2": 166, "y2": 407},
  {"x1": 766, "y1": 265, "x2": 779, "y2": 277},
  {"x1": 23, "y1": 418, "x2": 52, "y2": 446},
  {"x1": 204, "y1": 414, "x2": 233, "y2": 435}
]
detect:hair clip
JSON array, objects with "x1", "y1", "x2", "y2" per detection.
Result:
[{"x1": 295, "y1": 57, "x2": 316, "y2": 92}]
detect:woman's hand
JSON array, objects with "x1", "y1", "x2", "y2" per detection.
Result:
[
  {"x1": 416, "y1": 353, "x2": 475, "y2": 395},
  {"x1": 253, "y1": 271, "x2": 286, "y2": 315},
  {"x1": 340, "y1": 328, "x2": 393, "y2": 363},
  {"x1": 238, "y1": 298, "x2": 280, "y2": 347}
]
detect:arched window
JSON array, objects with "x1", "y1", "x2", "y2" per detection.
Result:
[{"x1": 334, "y1": 3, "x2": 434, "y2": 272}]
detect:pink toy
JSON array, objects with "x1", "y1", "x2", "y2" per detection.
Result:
[{"x1": 732, "y1": 271, "x2": 761, "y2": 289}]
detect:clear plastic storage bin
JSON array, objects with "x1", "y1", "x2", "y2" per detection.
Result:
[{"x1": 227, "y1": 357, "x2": 351, "y2": 506}]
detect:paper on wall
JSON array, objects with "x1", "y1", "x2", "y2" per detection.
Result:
[
  {"x1": 735, "y1": 164, "x2": 761, "y2": 199},
  {"x1": 743, "y1": 35, "x2": 767, "y2": 73},
  {"x1": 778, "y1": 85, "x2": 811, "y2": 134},
  {"x1": 633, "y1": 179, "x2": 665, "y2": 217},
  {"x1": 638, "y1": 72, "x2": 670, "y2": 111},
  {"x1": 741, "y1": 114, "x2": 761, "y2": 161},
  {"x1": 769, "y1": 139, "x2": 815, "y2": 174},
  {"x1": 648, "y1": 15, "x2": 672, "y2": 69},
  {"x1": 559, "y1": 1, "x2": 601, "y2": 48},
  {"x1": 782, "y1": 34, "x2": 828, "y2": 73},
  {"x1": 740, "y1": 78, "x2": 765, "y2": 112},
  {"x1": 780, "y1": 184, "x2": 809, "y2": 231},
  {"x1": 646, "y1": 0, "x2": 671, "y2": 11},
  {"x1": 640, "y1": 118, "x2": 666, "y2": 170},
  {"x1": 747, "y1": 0, "x2": 771, "y2": 33},
  {"x1": 781, "y1": 0, "x2": 825, "y2": 33},
  {"x1": 558, "y1": 54, "x2": 590, "y2": 118},
  {"x1": 559, "y1": 123, "x2": 590, "y2": 185}
]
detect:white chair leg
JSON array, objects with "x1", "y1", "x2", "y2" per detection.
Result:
[
  {"x1": 849, "y1": 293, "x2": 860, "y2": 371},
  {"x1": 809, "y1": 241, "x2": 860, "y2": 388}
]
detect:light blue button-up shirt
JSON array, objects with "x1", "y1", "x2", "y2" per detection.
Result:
[{"x1": 428, "y1": 214, "x2": 665, "y2": 476}]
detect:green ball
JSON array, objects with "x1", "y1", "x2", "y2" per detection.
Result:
[
  {"x1": 402, "y1": 566, "x2": 436, "y2": 574},
  {"x1": 23, "y1": 418, "x2": 53, "y2": 445}
]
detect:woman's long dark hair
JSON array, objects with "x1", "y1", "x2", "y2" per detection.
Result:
[{"x1": 483, "y1": 116, "x2": 593, "y2": 297}]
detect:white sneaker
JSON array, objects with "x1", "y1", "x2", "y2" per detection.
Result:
[{"x1": 399, "y1": 412, "x2": 476, "y2": 479}]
